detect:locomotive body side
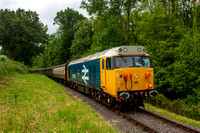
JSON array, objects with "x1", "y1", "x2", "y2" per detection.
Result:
[{"x1": 68, "y1": 59, "x2": 101, "y2": 89}]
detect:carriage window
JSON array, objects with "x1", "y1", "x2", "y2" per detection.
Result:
[
  {"x1": 102, "y1": 59, "x2": 104, "y2": 69},
  {"x1": 106, "y1": 58, "x2": 111, "y2": 70}
]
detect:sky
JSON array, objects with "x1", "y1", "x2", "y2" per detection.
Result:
[{"x1": 0, "y1": 0, "x2": 89, "y2": 34}]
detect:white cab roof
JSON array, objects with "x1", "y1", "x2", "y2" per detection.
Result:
[{"x1": 68, "y1": 46, "x2": 147, "y2": 65}]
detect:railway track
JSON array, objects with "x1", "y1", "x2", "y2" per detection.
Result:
[
  {"x1": 137, "y1": 108, "x2": 200, "y2": 133},
  {"x1": 92, "y1": 96, "x2": 158, "y2": 133},
  {"x1": 61, "y1": 83, "x2": 200, "y2": 133}
]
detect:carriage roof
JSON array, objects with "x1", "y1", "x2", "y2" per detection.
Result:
[{"x1": 68, "y1": 46, "x2": 148, "y2": 65}]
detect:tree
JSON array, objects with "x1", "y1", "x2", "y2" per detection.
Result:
[
  {"x1": 90, "y1": 14, "x2": 126, "y2": 53},
  {"x1": 81, "y1": 0, "x2": 140, "y2": 40},
  {"x1": 0, "y1": 8, "x2": 48, "y2": 66},
  {"x1": 53, "y1": 8, "x2": 85, "y2": 64},
  {"x1": 130, "y1": 0, "x2": 200, "y2": 99},
  {"x1": 70, "y1": 19, "x2": 93, "y2": 60}
]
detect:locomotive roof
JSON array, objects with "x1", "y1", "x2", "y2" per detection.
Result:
[{"x1": 68, "y1": 46, "x2": 148, "y2": 65}]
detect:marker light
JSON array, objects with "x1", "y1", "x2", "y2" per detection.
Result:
[
  {"x1": 129, "y1": 72, "x2": 132, "y2": 77},
  {"x1": 123, "y1": 48, "x2": 128, "y2": 52},
  {"x1": 148, "y1": 84, "x2": 153, "y2": 89},
  {"x1": 124, "y1": 73, "x2": 128, "y2": 80},
  {"x1": 145, "y1": 72, "x2": 151, "y2": 78}
]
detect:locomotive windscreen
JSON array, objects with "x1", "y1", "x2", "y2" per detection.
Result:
[{"x1": 113, "y1": 56, "x2": 152, "y2": 68}]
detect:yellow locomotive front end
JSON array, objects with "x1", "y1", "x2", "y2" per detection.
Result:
[{"x1": 100, "y1": 46, "x2": 158, "y2": 107}]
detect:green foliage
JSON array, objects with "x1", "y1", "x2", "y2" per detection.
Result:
[
  {"x1": 148, "y1": 94, "x2": 200, "y2": 120},
  {"x1": 0, "y1": 8, "x2": 48, "y2": 66},
  {"x1": 81, "y1": 0, "x2": 108, "y2": 17},
  {"x1": 90, "y1": 14, "x2": 126, "y2": 54},
  {"x1": 53, "y1": 8, "x2": 86, "y2": 64},
  {"x1": 70, "y1": 19, "x2": 93, "y2": 60},
  {"x1": 0, "y1": 56, "x2": 30, "y2": 77},
  {"x1": 32, "y1": 34, "x2": 61, "y2": 68},
  {"x1": 0, "y1": 74, "x2": 116, "y2": 132},
  {"x1": 129, "y1": 1, "x2": 200, "y2": 101},
  {"x1": 54, "y1": 8, "x2": 85, "y2": 31}
]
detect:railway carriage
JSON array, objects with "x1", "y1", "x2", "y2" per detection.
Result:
[
  {"x1": 33, "y1": 46, "x2": 158, "y2": 109},
  {"x1": 52, "y1": 63, "x2": 68, "y2": 80}
]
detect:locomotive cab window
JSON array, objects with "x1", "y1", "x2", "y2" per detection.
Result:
[
  {"x1": 113, "y1": 56, "x2": 152, "y2": 69},
  {"x1": 114, "y1": 56, "x2": 133, "y2": 68},
  {"x1": 134, "y1": 56, "x2": 151, "y2": 67}
]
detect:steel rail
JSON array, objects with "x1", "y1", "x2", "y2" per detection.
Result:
[{"x1": 138, "y1": 108, "x2": 200, "y2": 133}]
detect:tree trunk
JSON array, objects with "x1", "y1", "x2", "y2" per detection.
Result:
[
  {"x1": 193, "y1": 0, "x2": 197, "y2": 43},
  {"x1": 126, "y1": 0, "x2": 132, "y2": 40}
]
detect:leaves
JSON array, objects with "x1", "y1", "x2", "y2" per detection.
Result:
[{"x1": 0, "y1": 8, "x2": 48, "y2": 66}]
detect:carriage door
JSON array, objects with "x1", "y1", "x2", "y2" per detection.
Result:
[{"x1": 100, "y1": 58, "x2": 106, "y2": 88}]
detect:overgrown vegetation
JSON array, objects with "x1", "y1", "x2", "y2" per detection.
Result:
[
  {"x1": 147, "y1": 94, "x2": 200, "y2": 121},
  {"x1": 0, "y1": 56, "x2": 30, "y2": 77},
  {"x1": 144, "y1": 103, "x2": 200, "y2": 128},
  {"x1": 0, "y1": 74, "x2": 116, "y2": 132}
]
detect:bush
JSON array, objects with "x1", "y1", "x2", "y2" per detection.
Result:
[
  {"x1": 148, "y1": 94, "x2": 200, "y2": 120},
  {"x1": 0, "y1": 56, "x2": 30, "y2": 77}
]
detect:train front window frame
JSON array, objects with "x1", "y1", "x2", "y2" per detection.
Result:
[{"x1": 113, "y1": 56, "x2": 152, "y2": 69}]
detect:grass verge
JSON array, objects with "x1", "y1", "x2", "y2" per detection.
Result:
[
  {"x1": 144, "y1": 103, "x2": 200, "y2": 128},
  {"x1": 0, "y1": 56, "x2": 30, "y2": 77},
  {"x1": 0, "y1": 74, "x2": 116, "y2": 132}
]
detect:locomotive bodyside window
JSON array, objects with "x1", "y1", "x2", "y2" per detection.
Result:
[{"x1": 102, "y1": 59, "x2": 104, "y2": 69}]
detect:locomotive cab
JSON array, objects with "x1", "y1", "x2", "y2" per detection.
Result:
[{"x1": 100, "y1": 46, "x2": 158, "y2": 106}]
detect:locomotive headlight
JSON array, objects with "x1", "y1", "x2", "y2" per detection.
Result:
[
  {"x1": 135, "y1": 74, "x2": 138, "y2": 78},
  {"x1": 137, "y1": 48, "x2": 141, "y2": 52},
  {"x1": 123, "y1": 48, "x2": 128, "y2": 52}
]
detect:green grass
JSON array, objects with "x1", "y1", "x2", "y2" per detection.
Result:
[
  {"x1": 144, "y1": 103, "x2": 200, "y2": 128},
  {"x1": 0, "y1": 56, "x2": 30, "y2": 77},
  {"x1": 0, "y1": 74, "x2": 116, "y2": 132}
]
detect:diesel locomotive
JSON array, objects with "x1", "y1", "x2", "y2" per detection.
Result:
[{"x1": 33, "y1": 46, "x2": 158, "y2": 109}]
